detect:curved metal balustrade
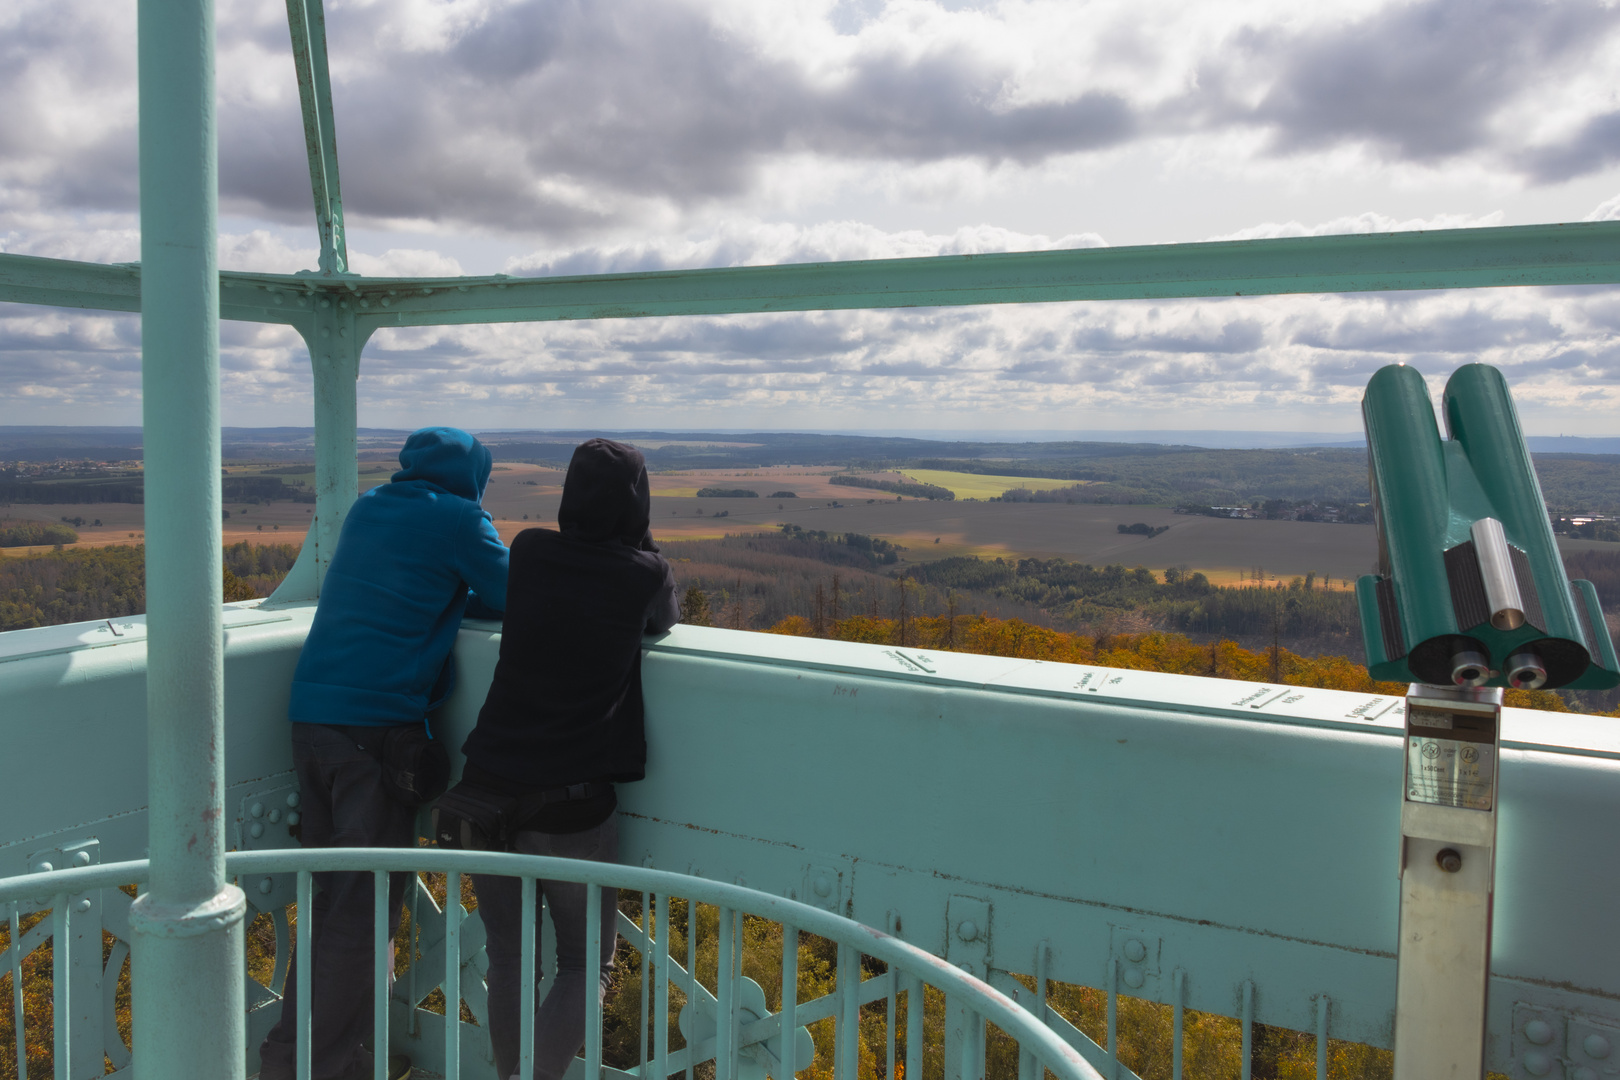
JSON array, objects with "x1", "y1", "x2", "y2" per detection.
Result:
[{"x1": 1, "y1": 849, "x2": 1101, "y2": 1080}]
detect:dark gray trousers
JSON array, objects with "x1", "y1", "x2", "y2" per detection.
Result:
[
  {"x1": 471, "y1": 817, "x2": 620, "y2": 1080},
  {"x1": 259, "y1": 723, "x2": 417, "y2": 1080}
]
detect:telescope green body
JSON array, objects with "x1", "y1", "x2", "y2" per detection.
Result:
[{"x1": 1357, "y1": 363, "x2": 1619, "y2": 690}]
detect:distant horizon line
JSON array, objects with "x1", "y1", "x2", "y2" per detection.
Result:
[{"x1": 4, "y1": 425, "x2": 1619, "y2": 452}]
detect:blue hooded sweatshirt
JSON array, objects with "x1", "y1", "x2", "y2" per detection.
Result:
[{"x1": 288, "y1": 427, "x2": 510, "y2": 726}]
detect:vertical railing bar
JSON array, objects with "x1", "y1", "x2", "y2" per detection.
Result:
[
  {"x1": 686, "y1": 900, "x2": 698, "y2": 1080},
  {"x1": 297, "y1": 869, "x2": 313, "y2": 1080},
  {"x1": 521, "y1": 877, "x2": 537, "y2": 1080},
  {"x1": 51, "y1": 894, "x2": 68, "y2": 1080},
  {"x1": 408, "y1": 871, "x2": 420, "y2": 1036},
  {"x1": 716, "y1": 907, "x2": 734, "y2": 1080},
  {"x1": 1105, "y1": 959, "x2": 1117, "y2": 1080},
  {"x1": 9, "y1": 902, "x2": 25, "y2": 1080},
  {"x1": 1020, "y1": 942, "x2": 1048, "y2": 1080},
  {"x1": 1240, "y1": 980, "x2": 1253, "y2": 1080},
  {"x1": 885, "y1": 967, "x2": 897, "y2": 1080},
  {"x1": 655, "y1": 895, "x2": 670, "y2": 1080},
  {"x1": 961, "y1": 1007, "x2": 982, "y2": 1080},
  {"x1": 1172, "y1": 970, "x2": 1185, "y2": 1080},
  {"x1": 904, "y1": 975, "x2": 923, "y2": 1080},
  {"x1": 640, "y1": 891, "x2": 651, "y2": 1074},
  {"x1": 586, "y1": 882, "x2": 604, "y2": 1080},
  {"x1": 445, "y1": 870, "x2": 461, "y2": 1080},
  {"x1": 836, "y1": 943, "x2": 859, "y2": 1080},
  {"x1": 373, "y1": 870, "x2": 389, "y2": 1080},
  {"x1": 730, "y1": 910, "x2": 742, "y2": 1080},
  {"x1": 781, "y1": 921, "x2": 798, "y2": 1080},
  {"x1": 1036, "y1": 942, "x2": 1049, "y2": 1077},
  {"x1": 1315, "y1": 995, "x2": 1329, "y2": 1080}
]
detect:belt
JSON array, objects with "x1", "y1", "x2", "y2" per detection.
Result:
[{"x1": 535, "y1": 781, "x2": 614, "y2": 805}]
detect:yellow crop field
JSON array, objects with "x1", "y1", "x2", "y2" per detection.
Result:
[{"x1": 902, "y1": 469, "x2": 1081, "y2": 500}]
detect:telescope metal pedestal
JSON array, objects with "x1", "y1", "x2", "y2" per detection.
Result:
[{"x1": 1393, "y1": 683, "x2": 1501, "y2": 1080}]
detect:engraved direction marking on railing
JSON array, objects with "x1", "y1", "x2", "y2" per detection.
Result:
[
  {"x1": 1346, "y1": 697, "x2": 1402, "y2": 722},
  {"x1": 884, "y1": 649, "x2": 937, "y2": 674},
  {"x1": 1073, "y1": 670, "x2": 1126, "y2": 693}
]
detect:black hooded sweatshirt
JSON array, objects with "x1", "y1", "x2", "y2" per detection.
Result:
[{"x1": 460, "y1": 439, "x2": 678, "y2": 829}]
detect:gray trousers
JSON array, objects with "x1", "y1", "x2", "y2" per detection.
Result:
[
  {"x1": 471, "y1": 817, "x2": 620, "y2": 1080},
  {"x1": 259, "y1": 723, "x2": 417, "y2": 1080}
]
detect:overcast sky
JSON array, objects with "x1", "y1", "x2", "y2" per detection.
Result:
[{"x1": 4, "y1": 0, "x2": 1620, "y2": 436}]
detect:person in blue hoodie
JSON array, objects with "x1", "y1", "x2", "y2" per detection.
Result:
[{"x1": 259, "y1": 427, "x2": 509, "y2": 1080}]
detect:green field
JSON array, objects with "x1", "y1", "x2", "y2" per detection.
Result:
[{"x1": 901, "y1": 469, "x2": 1082, "y2": 500}]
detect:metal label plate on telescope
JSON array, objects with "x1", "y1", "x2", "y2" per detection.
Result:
[
  {"x1": 1406, "y1": 735, "x2": 1496, "y2": 810},
  {"x1": 1406, "y1": 704, "x2": 1497, "y2": 810}
]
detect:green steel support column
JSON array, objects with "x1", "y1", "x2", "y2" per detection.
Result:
[
  {"x1": 127, "y1": 2, "x2": 247, "y2": 1078},
  {"x1": 305, "y1": 297, "x2": 370, "y2": 590}
]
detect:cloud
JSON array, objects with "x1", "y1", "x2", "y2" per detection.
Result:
[
  {"x1": 1528, "y1": 111, "x2": 1620, "y2": 184},
  {"x1": 11, "y1": 0, "x2": 1619, "y2": 245},
  {"x1": 505, "y1": 219, "x2": 1106, "y2": 275},
  {"x1": 1206, "y1": 210, "x2": 1505, "y2": 242},
  {"x1": 1230, "y1": 0, "x2": 1618, "y2": 164}
]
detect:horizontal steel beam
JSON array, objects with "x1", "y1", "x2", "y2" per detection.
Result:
[{"x1": 4, "y1": 221, "x2": 1619, "y2": 331}]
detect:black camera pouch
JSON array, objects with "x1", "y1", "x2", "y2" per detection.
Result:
[
  {"x1": 378, "y1": 723, "x2": 451, "y2": 807},
  {"x1": 432, "y1": 780, "x2": 518, "y2": 851}
]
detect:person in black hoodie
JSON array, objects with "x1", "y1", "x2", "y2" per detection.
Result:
[{"x1": 460, "y1": 438, "x2": 678, "y2": 1080}]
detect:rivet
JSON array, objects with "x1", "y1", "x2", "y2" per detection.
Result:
[
  {"x1": 250, "y1": 822, "x2": 265, "y2": 839},
  {"x1": 285, "y1": 811, "x2": 300, "y2": 826},
  {"x1": 267, "y1": 808, "x2": 282, "y2": 824},
  {"x1": 958, "y1": 963, "x2": 973, "y2": 974},
  {"x1": 250, "y1": 802, "x2": 264, "y2": 818},
  {"x1": 1123, "y1": 967, "x2": 1145, "y2": 989},
  {"x1": 258, "y1": 877, "x2": 274, "y2": 895},
  {"x1": 1124, "y1": 939, "x2": 1147, "y2": 963},
  {"x1": 36, "y1": 862, "x2": 53, "y2": 873},
  {"x1": 813, "y1": 875, "x2": 832, "y2": 898},
  {"x1": 1436, "y1": 848, "x2": 1462, "y2": 873},
  {"x1": 286, "y1": 793, "x2": 300, "y2": 808},
  {"x1": 1525, "y1": 1019, "x2": 1554, "y2": 1046},
  {"x1": 321, "y1": 298, "x2": 332, "y2": 309},
  {"x1": 381, "y1": 298, "x2": 391, "y2": 307},
  {"x1": 74, "y1": 851, "x2": 91, "y2": 866},
  {"x1": 1573, "y1": 1066, "x2": 1598, "y2": 1080},
  {"x1": 273, "y1": 295, "x2": 284, "y2": 305},
  {"x1": 1585, "y1": 1034, "x2": 1612, "y2": 1059},
  {"x1": 1523, "y1": 1049, "x2": 1553, "y2": 1076},
  {"x1": 76, "y1": 899, "x2": 91, "y2": 913},
  {"x1": 320, "y1": 327, "x2": 331, "y2": 338},
  {"x1": 956, "y1": 920, "x2": 978, "y2": 942}
]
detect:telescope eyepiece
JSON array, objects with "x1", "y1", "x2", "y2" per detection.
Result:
[
  {"x1": 1449, "y1": 650, "x2": 1491, "y2": 688},
  {"x1": 1506, "y1": 651, "x2": 1548, "y2": 690}
]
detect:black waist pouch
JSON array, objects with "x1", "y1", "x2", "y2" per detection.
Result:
[
  {"x1": 432, "y1": 780, "x2": 518, "y2": 850},
  {"x1": 379, "y1": 724, "x2": 451, "y2": 807}
]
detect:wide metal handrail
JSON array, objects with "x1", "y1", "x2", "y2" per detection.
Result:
[{"x1": 1, "y1": 848, "x2": 1102, "y2": 1080}]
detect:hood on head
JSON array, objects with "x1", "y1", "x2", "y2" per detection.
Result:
[
  {"x1": 391, "y1": 427, "x2": 493, "y2": 502},
  {"x1": 558, "y1": 438, "x2": 654, "y2": 548}
]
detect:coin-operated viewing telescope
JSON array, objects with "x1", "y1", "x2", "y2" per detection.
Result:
[
  {"x1": 1359, "y1": 361, "x2": 1620, "y2": 691},
  {"x1": 1357, "y1": 362, "x2": 1619, "y2": 1080}
]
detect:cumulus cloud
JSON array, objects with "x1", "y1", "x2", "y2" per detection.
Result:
[
  {"x1": 6, "y1": 1, "x2": 1620, "y2": 432},
  {"x1": 1207, "y1": 210, "x2": 1505, "y2": 242},
  {"x1": 8, "y1": 0, "x2": 1620, "y2": 243},
  {"x1": 1229, "y1": 0, "x2": 1618, "y2": 163},
  {"x1": 506, "y1": 219, "x2": 1105, "y2": 275}
]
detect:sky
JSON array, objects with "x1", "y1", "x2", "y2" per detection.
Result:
[{"x1": 3, "y1": 0, "x2": 1620, "y2": 436}]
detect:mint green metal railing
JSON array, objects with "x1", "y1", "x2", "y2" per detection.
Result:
[{"x1": 1, "y1": 850, "x2": 1103, "y2": 1080}]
